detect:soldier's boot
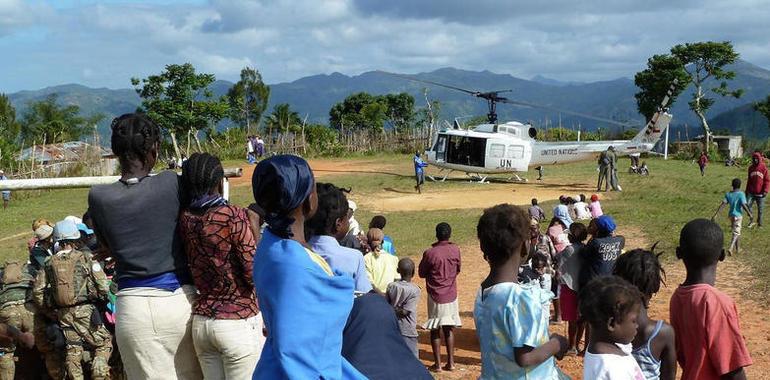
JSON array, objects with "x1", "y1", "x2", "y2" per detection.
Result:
[
  {"x1": 64, "y1": 344, "x2": 84, "y2": 380},
  {"x1": 0, "y1": 351, "x2": 15, "y2": 380}
]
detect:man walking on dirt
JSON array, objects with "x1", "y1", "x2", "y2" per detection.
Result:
[
  {"x1": 746, "y1": 151, "x2": 769, "y2": 228},
  {"x1": 414, "y1": 152, "x2": 429, "y2": 194}
]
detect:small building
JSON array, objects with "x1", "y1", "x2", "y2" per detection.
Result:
[
  {"x1": 18, "y1": 141, "x2": 117, "y2": 176},
  {"x1": 712, "y1": 135, "x2": 743, "y2": 159}
]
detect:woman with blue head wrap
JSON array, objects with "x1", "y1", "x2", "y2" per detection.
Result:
[{"x1": 251, "y1": 155, "x2": 365, "y2": 380}]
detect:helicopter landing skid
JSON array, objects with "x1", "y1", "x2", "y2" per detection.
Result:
[
  {"x1": 428, "y1": 169, "x2": 452, "y2": 182},
  {"x1": 467, "y1": 173, "x2": 489, "y2": 184},
  {"x1": 508, "y1": 174, "x2": 528, "y2": 183}
]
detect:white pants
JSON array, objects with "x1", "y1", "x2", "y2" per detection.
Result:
[
  {"x1": 115, "y1": 285, "x2": 203, "y2": 380},
  {"x1": 192, "y1": 314, "x2": 264, "y2": 380}
]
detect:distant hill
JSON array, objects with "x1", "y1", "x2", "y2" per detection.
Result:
[
  {"x1": 6, "y1": 60, "x2": 770, "y2": 140},
  {"x1": 709, "y1": 103, "x2": 769, "y2": 139}
]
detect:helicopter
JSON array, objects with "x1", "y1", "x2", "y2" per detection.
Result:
[{"x1": 386, "y1": 72, "x2": 676, "y2": 182}]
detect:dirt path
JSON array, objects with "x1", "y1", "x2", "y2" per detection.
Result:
[
  {"x1": 406, "y1": 228, "x2": 770, "y2": 379},
  {"x1": 232, "y1": 160, "x2": 592, "y2": 213}
]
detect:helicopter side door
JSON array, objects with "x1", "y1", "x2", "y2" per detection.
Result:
[
  {"x1": 432, "y1": 134, "x2": 447, "y2": 162},
  {"x1": 486, "y1": 140, "x2": 532, "y2": 172}
]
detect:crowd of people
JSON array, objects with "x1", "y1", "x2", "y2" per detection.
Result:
[{"x1": 0, "y1": 111, "x2": 755, "y2": 380}]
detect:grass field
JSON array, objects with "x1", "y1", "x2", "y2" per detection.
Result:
[{"x1": 1, "y1": 154, "x2": 768, "y2": 300}]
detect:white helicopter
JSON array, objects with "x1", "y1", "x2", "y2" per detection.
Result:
[{"x1": 391, "y1": 73, "x2": 676, "y2": 182}]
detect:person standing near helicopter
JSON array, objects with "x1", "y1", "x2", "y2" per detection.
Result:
[
  {"x1": 597, "y1": 150, "x2": 611, "y2": 192},
  {"x1": 414, "y1": 152, "x2": 429, "y2": 194}
]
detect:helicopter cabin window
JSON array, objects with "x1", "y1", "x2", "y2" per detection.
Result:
[
  {"x1": 490, "y1": 144, "x2": 505, "y2": 158},
  {"x1": 445, "y1": 135, "x2": 486, "y2": 167},
  {"x1": 433, "y1": 135, "x2": 447, "y2": 161},
  {"x1": 507, "y1": 145, "x2": 524, "y2": 159}
]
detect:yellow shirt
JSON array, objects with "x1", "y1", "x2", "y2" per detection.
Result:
[{"x1": 364, "y1": 250, "x2": 400, "y2": 292}]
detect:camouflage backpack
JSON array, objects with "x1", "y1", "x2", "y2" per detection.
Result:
[
  {"x1": 45, "y1": 250, "x2": 91, "y2": 307},
  {"x1": 0, "y1": 261, "x2": 34, "y2": 305}
]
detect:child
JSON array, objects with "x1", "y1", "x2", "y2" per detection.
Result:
[
  {"x1": 474, "y1": 204, "x2": 568, "y2": 379},
  {"x1": 589, "y1": 194, "x2": 604, "y2": 218},
  {"x1": 418, "y1": 222, "x2": 462, "y2": 372},
  {"x1": 712, "y1": 178, "x2": 753, "y2": 256},
  {"x1": 670, "y1": 219, "x2": 752, "y2": 379},
  {"x1": 614, "y1": 248, "x2": 677, "y2": 380},
  {"x1": 369, "y1": 215, "x2": 396, "y2": 255},
  {"x1": 529, "y1": 198, "x2": 546, "y2": 223},
  {"x1": 698, "y1": 151, "x2": 708, "y2": 176},
  {"x1": 572, "y1": 194, "x2": 592, "y2": 221},
  {"x1": 363, "y1": 228, "x2": 399, "y2": 293},
  {"x1": 580, "y1": 275, "x2": 645, "y2": 379},
  {"x1": 386, "y1": 258, "x2": 420, "y2": 358},
  {"x1": 558, "y1": 222, "x2": 586, "y2": 356}
]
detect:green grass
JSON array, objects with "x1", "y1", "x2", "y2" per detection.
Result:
[{"x1": 3, "y1": 155, "x2": 769, "y2": 302}]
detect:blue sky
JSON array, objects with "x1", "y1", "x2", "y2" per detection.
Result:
[{"x1": 1, "y1": 0, "x2": 770, "y2": 92}]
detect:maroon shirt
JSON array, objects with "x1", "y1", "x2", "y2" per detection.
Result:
[
  {"x1": 180, "y1": 205, "x2": 259, "y2": 319},
  {"x1": 418, "y1": 241, "x2": 461, "y2": 303}
]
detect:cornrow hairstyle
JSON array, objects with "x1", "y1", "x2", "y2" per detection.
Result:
[
  {"x1": 181, "y1": 153, "x2": 224, "y2": 200},
  {"x1": 305, "y1": 183, "x2": 348, "y2": 237},
  {"x1": 613, "y1": 244, "x2": 666, "y2": 308},
  {"x1": 110, "y1": 113, "x2": 160, "y2": 166},
  {"x1": 477, "y1": 204, "x2": 529, "y2": 267},
  {"x1": 579, "y1": 275, "x2": 642, "y2": 328}
]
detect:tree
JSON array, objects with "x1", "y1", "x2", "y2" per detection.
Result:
[
  {"x1": 381, "y1": 93, "x2": 415, "y2": 134},
  {"x1": 755, "y1": 95, "x2": 770, "y2": 127},
  {"x1": 0, "y1": 94, "x2": 19, "y2": 142},
  {"x1": 227, "y1": 67, "x2": 270, "y2": 134},
  {"x1": 635, "y1": 41, "x2": 743, "y2": 153},
  {"x1": 19, "y1": 94, "x2": 92, "y2": 144},
  {"x1": 264, "y1": 104, "x2": 302, "y2": 142},
  {"x1": 634, "y1": 54, "x2": 689, "y2": 122},
  {"x1": 131, "y1": 63, "x2": 229, "y2": 158},
  {"x1": 329, "y1": 92, "x2": 414, "y2": 133}
]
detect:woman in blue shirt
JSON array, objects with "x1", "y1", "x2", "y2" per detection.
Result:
[{"x1": 251, "y1": 155, "x2": 365, "y2": 379}]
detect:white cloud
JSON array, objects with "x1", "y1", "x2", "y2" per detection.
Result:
[{"x1": 1, "y1": 0, "x2": 770, "y2": 92}]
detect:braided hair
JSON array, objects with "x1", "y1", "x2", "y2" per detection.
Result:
[
  {"x1": 613, "y1": 245, "x2": 666, "y2": 308},
  {"x1": 110, "y1": 113, "x2": 160, "y2": 167},
  {"x1": 181, "y1": 153, "x2": 224, "y2": 199},
  {"x1": 579, "y1": 275, "x2": 642, "y2": 328},
  {"x1": 305, "y1": 183, "x2": 348, "y2": 237}
]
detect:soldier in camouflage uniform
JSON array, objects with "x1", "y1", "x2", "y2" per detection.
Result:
[
  {"x1": 33, "y1": 220, "x2": 113, "y2": 380},
  {"x1": 0, "y1": 261, "x2": 36, "y2": 379}
]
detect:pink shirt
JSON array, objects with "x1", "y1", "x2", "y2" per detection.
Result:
[
  {"x1": 670, "y1": 284, "x2": 752, "y2": 380},
  {"x1": 589, "y1": 201, "x2": 603, "y2": 218}
]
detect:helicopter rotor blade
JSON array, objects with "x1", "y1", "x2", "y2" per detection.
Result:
[
  {"x1": 377, "y1": 71, "x2": 484, "y2": 96},
  {"x1": 499, "y1": 98, "x2": 641, "y2": 128}
]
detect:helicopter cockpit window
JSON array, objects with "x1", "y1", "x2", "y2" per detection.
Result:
[
  {"x1": 507, "y1": 145, "x2": 524, "y2": 159},
  {"x1": 446, "y1": 135, "x2": 486, "y2": 167},
  {"x1": 490, "y1": 144, "x2": 505, "y2": 158}
]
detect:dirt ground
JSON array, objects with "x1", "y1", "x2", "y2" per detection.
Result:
[
  {"x1": 233, "y1": 158, "x2": 589, "y2": 213},
  {"x1": 406, "y1": 230, "x2": 770, "y2": 380},
  {"x1": 234, "y1": 159, "x2": 770, "y2": 379}
]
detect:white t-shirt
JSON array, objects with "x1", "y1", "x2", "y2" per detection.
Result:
[
  {"x1": 584, "y1": 344, "x2": 645, "y2": 380},
  {"x1": 573, "y1": 201, "x2": 592, "y2": 220}
]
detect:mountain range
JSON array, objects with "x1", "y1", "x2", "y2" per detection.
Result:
[{"x1": 5, "y1": 60, "x2": 770, "y2": 140}]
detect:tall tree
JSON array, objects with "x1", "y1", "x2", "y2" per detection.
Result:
[
  {"x1": 672, "y1": 41, "x2": 743, "y2": 152},
  {"x1": 131, "y1": 63, "x2": 229, "y2": 158},
  {"x1": 227, "y1": 67, "x2": 270, "y2": 134},
  {"x1": 755, "y1": 95, "x2": 770, "y2": 128},
  {"x1": 0, "y1": 94, "x2": 19, "y2": 142},
  {"x1": 329, "y1": 92, "x2": 413, "y2": 133},
  {"x1": 20, "y1": 94, "x2": 91, "y2": 144},
  {"x1": 634, "y1": 54, "x2": 689, "y2": 122},
  {"x1": 264, "y1": 103, "x2": 302, "y2": 141}
]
